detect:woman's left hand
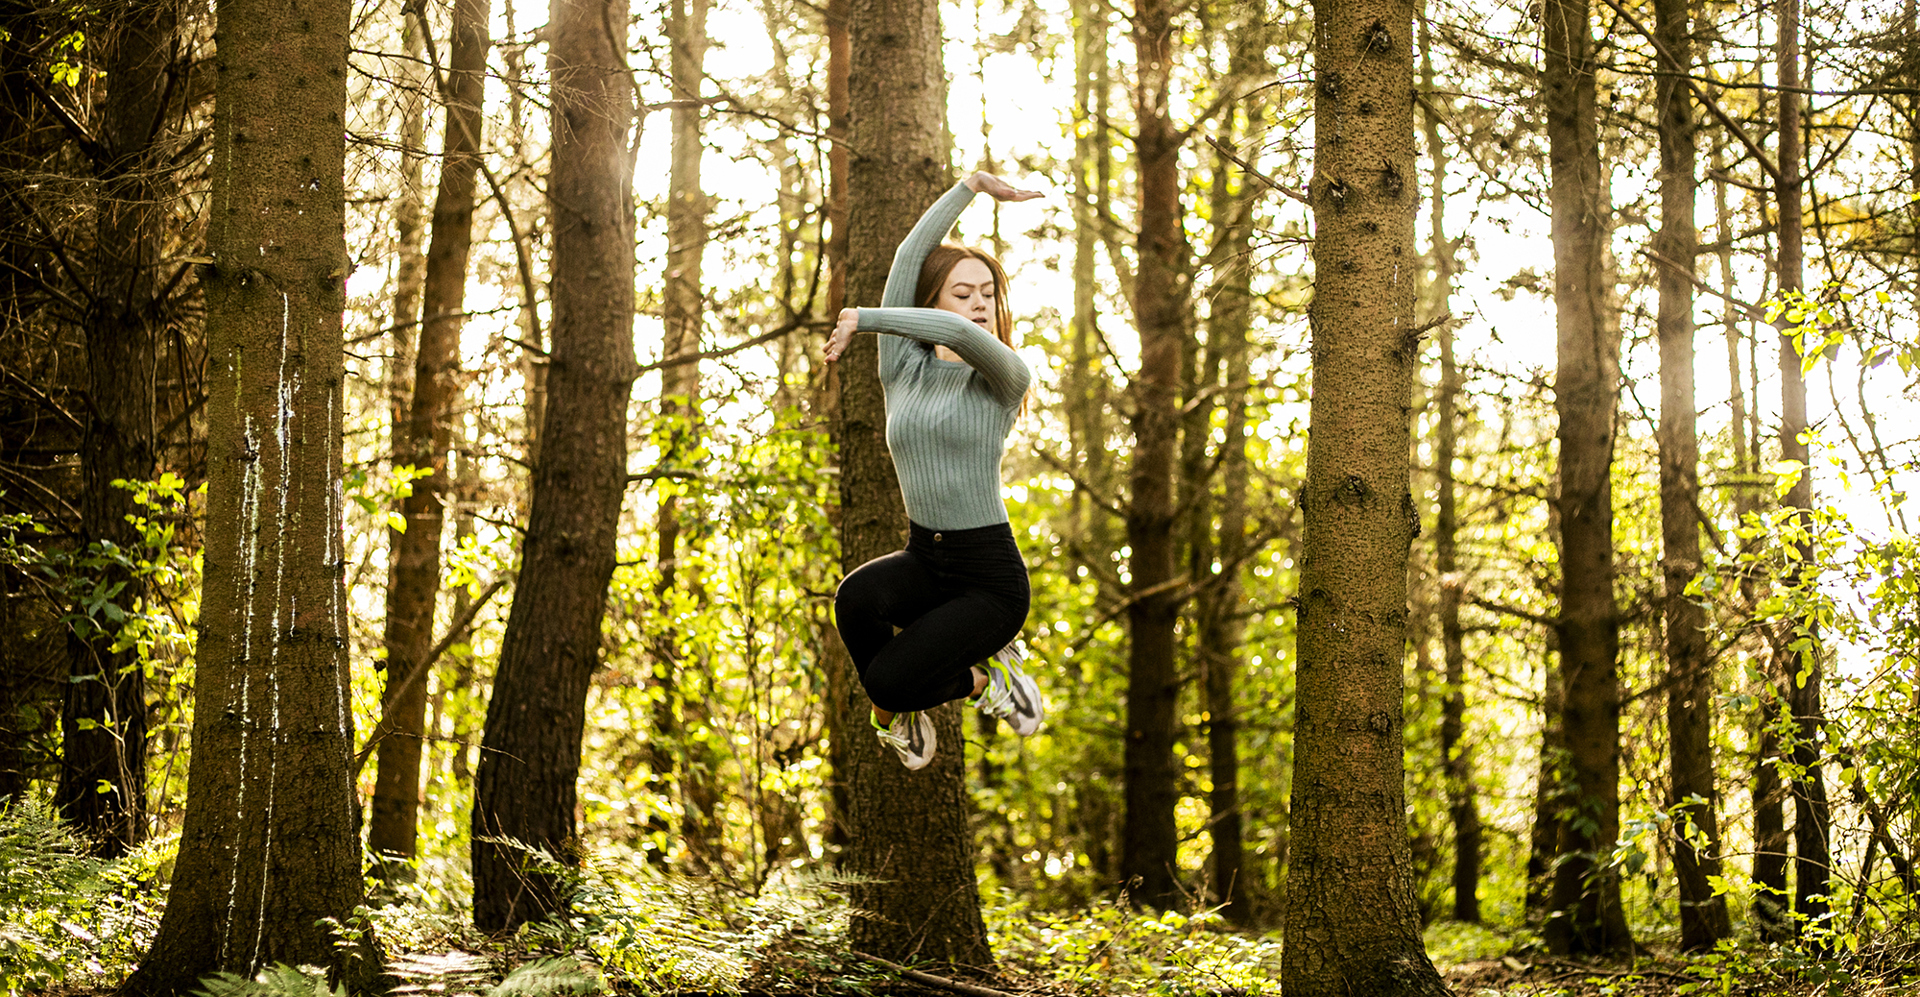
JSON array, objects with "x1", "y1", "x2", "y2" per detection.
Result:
[
  {"x1": 824, "y1": 308, "x2": 859, "y2": 362},
  {"x1": 965, "y1": 171, "x2": 1044, "y2": 202}
]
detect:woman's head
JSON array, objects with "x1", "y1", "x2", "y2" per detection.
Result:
[{"x1": 916, "y1": 244, "x2": 1014, "y2": 347}]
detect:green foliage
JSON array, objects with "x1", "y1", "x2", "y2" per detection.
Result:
[
  {"x1": 986, "y1": 892, "x2": 1282, "y2": 995},
  {"x1": 0, "y1": 799, "x2": 170, "y2": 996},
  {"x1": 487, "y1": 956, "x2": 601, "y2": 997},
  {"x1": 191, "y1": 964, "x2": 343, "y2": 997}
]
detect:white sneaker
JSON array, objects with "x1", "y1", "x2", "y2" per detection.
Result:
[
  {"x1": 973, "y1": 639, "x2": 1045, "y2": 737},
  {"x1": 874, "y1": 710, "x2": 936, "y2": 770}
]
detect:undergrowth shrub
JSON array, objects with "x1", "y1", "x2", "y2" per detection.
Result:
[
  {"x1": 985, "y1": 890, "x2": 1283, "y2": 995},
  {"x1": 0, "y1": 798, "x2": 170, "y2": 995}
]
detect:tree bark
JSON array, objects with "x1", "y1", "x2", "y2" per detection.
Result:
[
  {"x1": 1121, "y1": 0, "x2": 1184, "y2": 911},
  {"x1": 471, "y1": 0, "x2": 635, "y2": 933},
  {"x1": 1198, "y1": 133, "x2": 1256, "y2": 932},
  {"x1": 835, "y1": 0, "x2": 991, "y2": 966},
  {"x1": 1282, "y1": 1, "x2": 1448, "y2": 991},
  {"x1": 1525, "y1": 630, "x2": 1565, "y2": 926},
  {"x1": 1652, "y1": 0, "x2": 1731, "y2": 951},
  {"x1": 819, "y1": 0, "x2": 854, "y2": 858},
  {"x1": 652, "y1": 0, "x2": 718, "y2": 872},
  {"x1": 57, "y1": 0, "x2": 181, "y2": 858},
  {"x1": 371, "y1": 0, "x2": 491, "y2": 879},
  {"x1": 123, "y1": 0, "x2": 368, "y2": 986},
  {"x1": 1773, "y1": 0, "x2": 1830, "y2": 934},
  {"x1": 1541, "y1": 0, "x2": 1632, "y2": 956},
  {"x1": 1418, "y1": 7, "x2": 1477, "y2": 924}
]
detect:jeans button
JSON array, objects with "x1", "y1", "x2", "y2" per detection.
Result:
[{"x1": 934, "y1": 532, "x2": 943, "y2": 542}]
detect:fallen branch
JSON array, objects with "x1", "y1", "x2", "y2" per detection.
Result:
[{"x1": 847, "y1": 952, "x2": 1016, "y2": 997}]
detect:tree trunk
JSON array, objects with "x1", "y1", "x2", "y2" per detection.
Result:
[
  {"x1": 1195, "y1": 17, "x2": 1262, "y2": 921},
  {"x1": 819, "y1": 0, "x2": 854, "y2": 858},
  {"x1": 1199, "y1": 171, "x2": 1254, "y2": 925},
  {"x1": 123, "y1": 0, "x2": 369, "y2": 985},
  {"x1": 1752, "y1": 678, "x2": 1790, "y2": 938},
  {"x1": 652, "y1": 0, "x2": 717, "y2": 872},
  {"x1": 371, "y1": 0, "x2": 491, "y2": 879},
  {"x1": 1652, "y1": 0, "x2": 1731, "y2": 951},
  {"x1": 471, "y1": 0, "x2": 635, "y2": 932},
  {"x1": 1121, "y1": 0, "x2": 1183, "y2": 911},
  {"x1": 1418, "y1": 8, "x2": 1478, "y2": 924},
  {"x1": 57, "y1": 0, "x2": 180, "y2": 858},
  {"x1": 387, "y1": 14, "x2": 428, "y2": 487},
  {"x1": 1541, "y1": 0, "x2": 1632, "y2": 956},
  {"x1": 835, "y1": 0, "x2": 990, "y2": 966},
  {"x1": 1282, "y1": 1, "x2": 1448, "y2": 991},
  {"x1": 1525, "y1": 631, "x2": 1565, "y2": 926},
  {"x1": 1773, "y1": 0, "x2": 1830, "y2": 934}
]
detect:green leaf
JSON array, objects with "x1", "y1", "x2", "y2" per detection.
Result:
[{"x1": 488, "y1": 957, "x2": 601, "y2": 997}]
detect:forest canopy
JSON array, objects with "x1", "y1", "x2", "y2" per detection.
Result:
[{"x1": 0, "y1": 0, "x2": 1918, "y2": 994}]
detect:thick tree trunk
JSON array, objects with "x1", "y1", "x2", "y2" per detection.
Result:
[
  {"x1": 371, "y1": 0, "x2": 491, "y2": 879},
  {"x1": 1653, "y1": 0, "x2": 1731, "y2": 951},
  {"x1": 57, "y1": 0, "x2": 180, "y2": 858},
  {"x1": 835, "y1": 0, "x2": 991, "y2": 965},
  {"x1": 1773, "y1": 0, "x2": 1830, "y2": 933},
  {"x1": 1121, "y1": 0, "x2": 1183, "y2": 911},
  {"x1": 471, "y1": 0, "x2": 635, "y2": 932},
  {"x1": 1541, "y1": 0, "x2": 1632, "y2": 956},
  {"x1": 1282, "y1": 2, "x2": 1447, "y2": 991},
  {"x1": 123, "y1": 0, "x2": 368, "y2": 986}
]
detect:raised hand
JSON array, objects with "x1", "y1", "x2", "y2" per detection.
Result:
[
  {"x1": 824, "y1": 307, "x2": 859, "y2": 363},
  {"x1": 964, "y1": 171, "x2": 1044, "y2": 202}
]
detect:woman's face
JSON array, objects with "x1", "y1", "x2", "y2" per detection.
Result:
[{"x1": 934, "y1": 258, "x2": 997, "y2": 337}]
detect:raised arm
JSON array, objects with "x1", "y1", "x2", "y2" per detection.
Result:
[
  {"x1": 856, "y1": 307, "x2": 1031, "y2": 409},
  {"x1": 882, "y1": 182, "x2": 975, "y2": 308}
]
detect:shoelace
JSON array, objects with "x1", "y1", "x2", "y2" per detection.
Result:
[{"x1": 974, "y1": 665, "x2": 1019, "y2": 719}]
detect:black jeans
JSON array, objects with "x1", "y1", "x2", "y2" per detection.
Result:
[{"x1": 834, "y1": 521, "x2": 1031, "y2": 713}]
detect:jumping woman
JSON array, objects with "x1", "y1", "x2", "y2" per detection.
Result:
[{"x1": 824, "y1": 171, "x2": 1046, "y2": 770}]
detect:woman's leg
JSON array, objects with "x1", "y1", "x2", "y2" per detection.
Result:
[
  {"x1": 859, "y1": 588, "x2": 1026, "y2": 714},
  {"x1": 834, "y1": 550, "x2": 944, "y2": 690}
]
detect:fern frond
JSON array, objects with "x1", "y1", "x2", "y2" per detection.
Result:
[
  {"x1": 487, "y1": 956, "x2": 601, "y2": 997},
  {"x1": 190, "y1": 963, "x2": 343, "y2": 997}
]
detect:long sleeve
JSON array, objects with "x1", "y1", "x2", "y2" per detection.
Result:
[
  {"x1": 858, "y1": 306, "x2": 1031, "y2": 409},
  {"x1": 877, "y1": 182, "x2": 976, "y2": 383}
]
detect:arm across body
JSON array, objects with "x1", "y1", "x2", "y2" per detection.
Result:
[{"x1": 857, "y1": 306, "x2": 1031, "y2": 408}]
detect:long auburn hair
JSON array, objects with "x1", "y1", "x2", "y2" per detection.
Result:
[{"x1": 915, "y1": 244, "x2": 1014, "y2": 350}]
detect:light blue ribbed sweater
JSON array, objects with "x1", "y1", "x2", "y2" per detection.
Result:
[{"x1": 857, "y1": 182, "x2": 1032, "y2": 530}]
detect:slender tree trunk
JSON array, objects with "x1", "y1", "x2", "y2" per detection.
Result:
[
  {"x1": 1652, "y1": 0, "x2": 1731, "y2": 951},
  {"x1": 1773, "y1": 0, "x2": 1830, "y2": 933},
  {"x1": 1419, "y1": 8, "x2": 1478, "y2": 923},
  {"x1": 371, "y1": 0, "x2": 491, "y2": 879},
  {"x1": 1525, "y1": 631, "x2": 1565, "y2": 925},
  {"x1": 123, "y1": 0, "x2": 369, "y2": 985},
  {"x1": 471, "y1": 0, "x2": 635, "y2": 932},
  {"x1": 653, "y1": 0, "x2": 717, "y2": 872},
  {"x1": 1121, "y1": 0, "x2": 1184, "y2": 910},
  {"x1": 1282, "y1": 1, "x2": 1447, "y2": 991},
  {"x1": 1541, "y1": 0, "x2": 1632, "y2": 955},
  {"x1": 1199, "y1": 151, "x2": 1254, "y2": 925},
  {"x1": 387, "y1": 13, "x2": 428, "y2": 481},
  {"x1": 819, "y1": 0, "x2": 854, "y2": 857},
  {"x1": 57, "y1": 0, "x2": 180, "y2": 858},
  {"x1": 835, "y1": 0, "x2": 991, "y2": 965}
]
